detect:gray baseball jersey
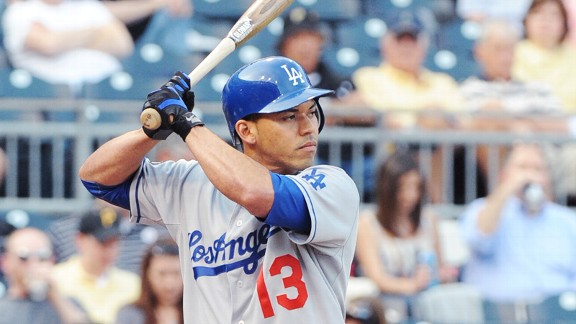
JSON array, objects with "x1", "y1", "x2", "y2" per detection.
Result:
[{"x1": 129, "y1": 158, "x2": 359, "y2": 323}]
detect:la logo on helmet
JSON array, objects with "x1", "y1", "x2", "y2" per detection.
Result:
[{"x1": 281, "y1": 64, "x2": 306, "y2": 86}]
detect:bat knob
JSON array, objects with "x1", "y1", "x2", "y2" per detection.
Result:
[{"x1": 141, "y1": 108, "x2": 162, "y2": 130}]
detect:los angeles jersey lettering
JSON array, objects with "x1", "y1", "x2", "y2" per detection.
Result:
[{"x1": 129, "y1": 159, "x2": 359, "y2": 323}]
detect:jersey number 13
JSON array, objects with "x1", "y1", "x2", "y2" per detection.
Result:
[{"x1": 257, "y1": 254, "x2": 308, "y2": 318}]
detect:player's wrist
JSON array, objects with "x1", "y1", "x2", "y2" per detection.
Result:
[{"x1": 172, "y1": 112, "x2": 204, "y2": 141}]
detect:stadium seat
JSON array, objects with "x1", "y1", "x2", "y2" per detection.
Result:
[
  {"x1": 193, "y1": 0, "x2": 254, "y2": 19},
  {"x1": 286, "y1": 0, "x2": 361, "y2": 21},
  {"x1": 322, "y1": 16, "x2": 385, "y2": 78},
  {"x1": 81, "y1": 71, "x2": 159, "y2": 100},
  {"x1": 363, "y1": 0, "x2": 432, "y2": 19},
  {"x1": 425, "y1": 18, "x2": 480, "y2": 82},
  {"x1": 242, "y1": 17, "x2": 284, "y2": 58},
  {"x1": 0, "y1": 68, "x2": 72, "y2": 99},
  {"x1": 0, "y1": 68, "x2": 75, "y2": 121},
  {"x1": 527, "y1": 292, "x2": 576, "y2": 322},
  {"x1": 121, "y1": 42, "x2": 193, "y2": 80},
  {"x1": 335, "y1": 16, "x2": 386, "y2": 54},
  {"x1": 322, "y1": 45, "x2": 379, "y2": 80},
  {"x1": 412, "y1": 283, "x2": 485, "y2": 324}
]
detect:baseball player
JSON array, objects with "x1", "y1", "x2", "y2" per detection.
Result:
[{"x1": 79, "y1": 56, "x2": 360, "y2": 323}]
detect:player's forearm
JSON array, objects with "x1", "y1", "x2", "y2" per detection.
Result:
[
  {"x1": 184, "y1": 127, "x2": 274, "y2": 217},
  {"x1": 79, "y1": 129, "x2": 157, "y2": 186}
]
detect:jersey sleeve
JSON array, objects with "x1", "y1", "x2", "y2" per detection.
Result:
[
  {"x1": 282, "y1": 165, "x2": 360, "y2": 250},
  {"x1": 129, "y1": 158, "x2": 205, "y2": 226}
]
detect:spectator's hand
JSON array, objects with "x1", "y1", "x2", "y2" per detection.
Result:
[
  {"x1": 162, "y1": 0, "x2": 193, "y2": 17},
  {"x1": 412, "y1": 264, "x2": 431, "y2": 292}
]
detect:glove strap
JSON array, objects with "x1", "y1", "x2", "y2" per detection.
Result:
[{"x1": 172, "y1": 112, "x2": 205, "y2": 141}]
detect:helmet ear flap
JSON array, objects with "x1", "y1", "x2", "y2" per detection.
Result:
[{"x1": 316, "y1": 99, "x2": 325, "y2": 133}]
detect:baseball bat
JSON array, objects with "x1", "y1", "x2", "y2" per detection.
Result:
[{"x1": 140, "y1": 0, "x2": 295, "y2": 130}]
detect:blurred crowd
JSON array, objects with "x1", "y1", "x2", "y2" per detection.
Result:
[{"x1": 2, "y1": 0, "x2": 576, "y2": 323}]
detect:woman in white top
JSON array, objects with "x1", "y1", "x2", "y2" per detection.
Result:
[{"x1": 355, "y1": 150, "x2": 457, "y2": 319}]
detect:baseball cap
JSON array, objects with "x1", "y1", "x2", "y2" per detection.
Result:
[
  {"x1": 387, "y1": 11, "x2": 425, "y2": 37},
  {"x1": 78, "y1": 208, "x2": 121, "y2": 243}
]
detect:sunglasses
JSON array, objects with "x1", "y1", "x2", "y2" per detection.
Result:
[{"x1": 14, "y1": 249, "x2": 53, "y2": 263}]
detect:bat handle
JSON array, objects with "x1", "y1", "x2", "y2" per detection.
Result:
[{"x1": 141, "y1": 108, "x2": 162, "y2": 130}]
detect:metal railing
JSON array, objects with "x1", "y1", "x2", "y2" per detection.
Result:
[{"x1": 2, "y1": 98, "x2": 575, "y2": 218}]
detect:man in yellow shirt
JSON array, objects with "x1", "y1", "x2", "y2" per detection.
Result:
[
  {"x1": 353, "y1": 11, "x2": 464, "y2": 202},
  {"x1": 52, "y1": 207, "x2": 140, "y2": 323},
  {"x1": 353, "y1": 11, "x2": 464, "y2": 130}
]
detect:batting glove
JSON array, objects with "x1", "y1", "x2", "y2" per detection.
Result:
[{"x1": 142, "y1": 71, "x2": 204, "y2": 140}]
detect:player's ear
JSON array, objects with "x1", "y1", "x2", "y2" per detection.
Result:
[{"x1": 236, "y1": 120, "x2": 257, "y2": 145}]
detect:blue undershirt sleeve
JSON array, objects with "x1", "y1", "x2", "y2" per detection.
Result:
[
  {"x1": 265, "y1": 172, "x2": 311, "y2": 234},
  {"x1": 81, "y1": 177, "x2": 132, "y2": 210}
]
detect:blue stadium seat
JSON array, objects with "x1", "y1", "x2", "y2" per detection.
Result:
[
  {"x1": 193, "y1": 0, "x2": 254, "y2": 19},
  {"x1": 425, "y1": 17, "x2": 480, "y2": 81},
  {"x1": 363, "y1": 0, "x2": 432, "y2": 19},
  {"x1": 322, "y1": 16, "x2": 385, "y2": 78},
  {"x1": 322, "y1": 45, "x2": 379, "y2": 80},
  {"x1": 0, "y1": 68, "x2": 72, "y2": 99},
  {"x1": 334, "y1": 16, "x2": 387, "y2": 55},
  {"x1": 81, "y1": 71, "x2": 159, "y2": 100},
  {"x1": 192, "y1": 72, "x2": 225, "y2": 103},
  {"x1": 80, "y1": 71, "x2": 162, "y2": 122},
  {"x1": 287, "y1": 0, "x2": 361, "y2": 21},
  {"x1": 242, "y1": 18, "x2": 284, "y2": 58},
  {"x1": 527, "y1": 292, "x2": 576, "y2": 322},
  {"x1": 121, "y1": 42, "x2": 193, "y2": 80}
]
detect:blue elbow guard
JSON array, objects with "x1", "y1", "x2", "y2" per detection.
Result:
[
  {"x1": 266, "y1": 173, "x2": 311, "y2": 234},
  {"x1": 81, "y1": 178, "x2": 132, "y2": 210}
]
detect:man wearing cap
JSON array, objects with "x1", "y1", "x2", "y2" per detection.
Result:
[
  {"x1": 352, "y1": 11, "x2": 465, "y2": 203},
  {"x1": 352, "y1": 11, "x2": 464, "y2": 130},
  {"x1": 51, "y1": 208, "x2": 140, "y2": 324}
]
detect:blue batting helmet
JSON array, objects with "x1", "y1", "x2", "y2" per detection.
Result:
[{"x1": 222, "y1": 56, "x2": 334, "y2": 146}]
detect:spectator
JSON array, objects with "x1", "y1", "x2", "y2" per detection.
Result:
[
  {"x1": 276, "y1": 7, "x2": 358, "y2": 105},
  {"x1": 48, "y1": 200, "x2": 168, "y2": 274},
  {"x1": 512, "y1": 0, "x2": 576, "y2": 113},
  {"x1": 115, "y1": 238, "x2": 183, "y2": 324},
  {"x1": 352, "y1": 10, "x2": 464, "y2": 130},
  {"x1": 0, "y1": 227, "x2": 88, "y2": 324},
  {"x1": 1, "y1": 0, "x2": 134, "y2": 94},
  {"x1": 565, "y1": 0, "x2": 576, "y2": 45},
  {"x1": 352, "y1": 11, "x2": 465, "y2": 203},
  {"x1": 458, "y1": 19, "x2": 566, "y2": 202},
  {"x1": 102, "y1": 0, "x2": 193, "y2": 55},
  {"x1": 461, "y1": 20, "x2": 562, "y2": 117},
  {"x1": 460, "y1": 142, "x2": 576, "y2": 303},
  {"x1": 355, "y1": 151, "x2": 457, "y2": 322},
  {"x1": 51, "y1": 208, "x2": 141, "y2": 323}
]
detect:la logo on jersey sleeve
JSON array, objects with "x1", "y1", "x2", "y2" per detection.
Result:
[{"x1": 300, "y1": 168, "x2": 327, "y2": 191}]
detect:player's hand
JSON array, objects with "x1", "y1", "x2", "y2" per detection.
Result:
[{"x1": 142, "y1": 71, "x2": 203, "y2": 140}]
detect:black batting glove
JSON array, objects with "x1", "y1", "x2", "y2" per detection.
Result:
[{"x1": 142, "y1": 71, "x2": 203, "y2": 140}]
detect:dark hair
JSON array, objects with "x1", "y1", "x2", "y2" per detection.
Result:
[
  {"x1": 275, "y1": 8, "x2": 325, "y2": 53},
  {"x1": 523, "y1": 0, "x2": 569, "y2": 42},
  {"x1": 374, "y1": 150, "x2": 425, "y2": 237},
  {"x1": 134, "y1": 238, "x2": 183, "y2": 324}
]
